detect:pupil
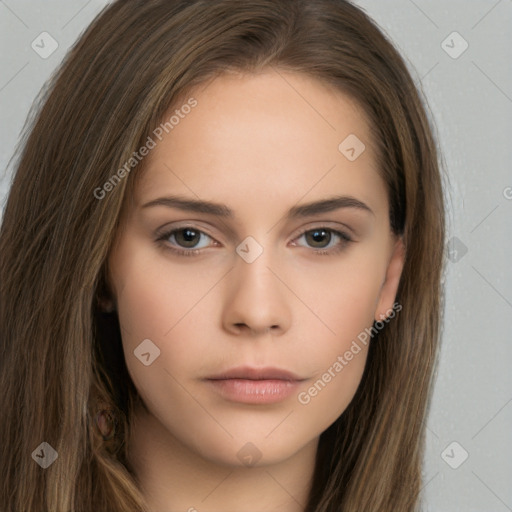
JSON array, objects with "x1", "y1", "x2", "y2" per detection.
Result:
[
  {"x1": 178, "y1": 228, "x2": 199, "y2": 247},
  {"x1": 307, "y1": 229, "x2": 330, "y2": 248}
]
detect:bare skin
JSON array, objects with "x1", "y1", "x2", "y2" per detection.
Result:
[{"x1": 108, "y1": 68, "x2": 405, "y2": 512}]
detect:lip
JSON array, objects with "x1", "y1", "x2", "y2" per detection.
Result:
[
  {"x1": 204, "y1": 366, "x2": 305, "y2": 404},
  {"x1": 206, "y1": 366, "x2": 304, "y2": 381}
]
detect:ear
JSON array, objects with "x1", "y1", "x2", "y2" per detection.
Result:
[
  {"x1": 97, "y1": 295, "x2": 116, "y2": 313},
  {"x1": 95, "y1": 264, "x2": 118, "y2": 313},
  {"x1": 374, "y1": 236, "x2": 405, "y2": 321}
]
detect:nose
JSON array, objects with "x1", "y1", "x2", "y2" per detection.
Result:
[{"x1": 221, "y1": 248, "x2": 292, "y2": 337}]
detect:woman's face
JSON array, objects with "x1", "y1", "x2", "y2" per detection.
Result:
[{"x1": 108, "y1": 70, "x2": 404, "y2": 467}]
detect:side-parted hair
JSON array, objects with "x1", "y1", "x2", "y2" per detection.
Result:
[{"x1": 0, "y1": 1, "x2": 446, "y2": 510}]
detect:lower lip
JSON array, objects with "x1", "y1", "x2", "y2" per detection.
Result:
[{"x1": 206, "y1": 378, "x2": 301, "y2": 404}]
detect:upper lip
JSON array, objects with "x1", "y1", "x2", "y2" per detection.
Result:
[{"x1": 206, "y1": 366, "x2": 304, "y2": 381}]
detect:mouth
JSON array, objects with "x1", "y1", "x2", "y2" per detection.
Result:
[{"x1": 204, "y1": 366, "x2": 306, "y2": 405}]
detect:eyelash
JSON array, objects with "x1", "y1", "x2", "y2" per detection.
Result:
[{"x1": 155, "y1": 225, "x2": 353, "y2": 257}]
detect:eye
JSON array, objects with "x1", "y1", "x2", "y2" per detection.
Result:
[
  {"x1": 156, "y1": 226, "x2": 216, "y2": 256},
  {"x1": 293, "y1": 227, "x2": 353, "y2": 255},
  {"x1": 156, "y1": 225, "x2": 353, "y2": 257}
]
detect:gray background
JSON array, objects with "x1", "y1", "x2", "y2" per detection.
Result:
[{"x1": 1, "y1": 1, "x2": 511, "y2": 510}]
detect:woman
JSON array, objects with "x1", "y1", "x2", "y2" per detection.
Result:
[{"x1": 0, "y1": 0, "x2": 446, "y2": 510}]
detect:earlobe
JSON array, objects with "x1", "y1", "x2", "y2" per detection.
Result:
[
  {"x1": 374, "y1": 236, "x2": 405, "y2": 322},
  {"x1": 97, "y1": 295, "x2": 117, "y2": 313}
]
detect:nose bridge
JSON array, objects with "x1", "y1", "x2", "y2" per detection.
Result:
[
  {"x1": 222, "y1": 237, "x2": 291, "y2": 334},
  {"x1": 234, "y1": 238, "x2": 280, "y2": 307}
]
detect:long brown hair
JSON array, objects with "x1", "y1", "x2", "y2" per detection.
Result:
[{"x1": 0, "y1": 1, "x2": 446, "y2": 510}]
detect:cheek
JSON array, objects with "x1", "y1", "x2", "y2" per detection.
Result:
[
  {"x1": 286, "y1": 250, "x2": 385, "y2": 420},
  {"x1": 111, "y1": 241, "x2": 225, "y2": 393},
  {"x1": 290, "y1": 250, "x2": 386, "y2": 340},
  {"x1": 292, "y1": 295, "x2": 373, "y2": 416},
  {"x1": 112, "y1": 256, "x2": 221, "y2": 448},
  {"x1": 112, "y1": 237, "x2": 221, "y2": 341}
]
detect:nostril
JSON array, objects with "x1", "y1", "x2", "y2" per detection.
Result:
[{"x1": 232, "y1": 324, "x2": 279, "y2": 336}]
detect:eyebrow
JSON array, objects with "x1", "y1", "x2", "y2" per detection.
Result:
[{"x1": 141, "y1": 194, "x2": 374, "y2": 218}]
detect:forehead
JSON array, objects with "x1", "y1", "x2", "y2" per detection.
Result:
[{"x1": 134, "y1": 70, "x2": 386, "y2": 218}]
